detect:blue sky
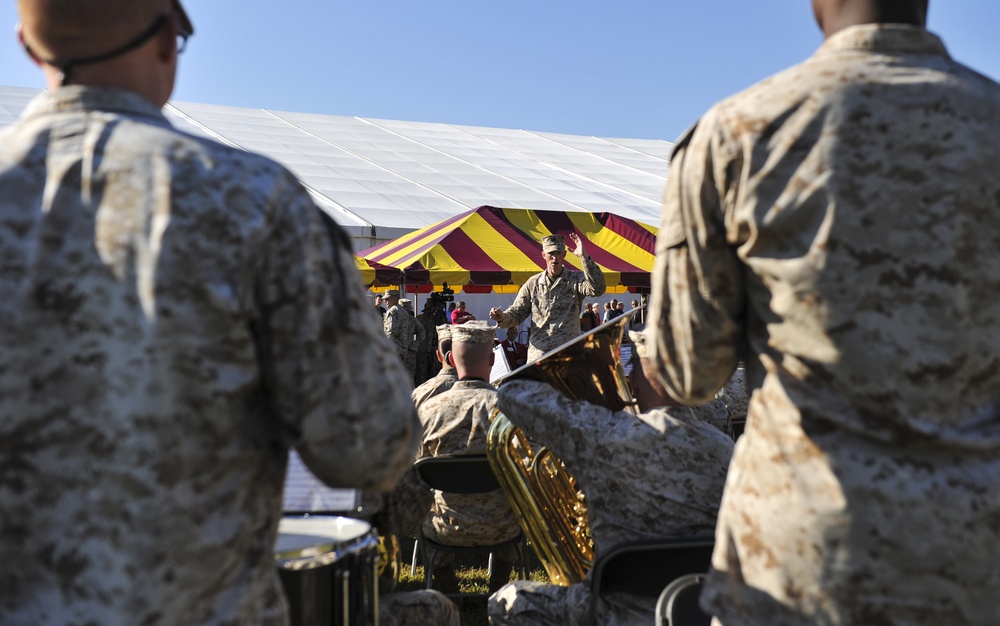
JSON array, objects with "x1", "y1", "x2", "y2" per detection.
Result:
[{"x1": 2, "y1": 1, "x2": 997, "y2": 141}]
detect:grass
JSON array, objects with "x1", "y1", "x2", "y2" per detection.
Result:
[{"x1": 393, "y1": 535, "x2": 549, "y2": 626}]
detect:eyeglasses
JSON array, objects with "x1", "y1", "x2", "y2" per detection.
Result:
[
  {"x1": 174, "y1": 0, "x2": 194, "y2": 55},
  {"x1": 176, "y1": 29, "x2": 191, "y2": 55},
  {"x1": 22, "y1": 11, "x2": 192, "y2": 86}
]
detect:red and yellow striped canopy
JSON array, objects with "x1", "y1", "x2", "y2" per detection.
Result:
[{"x1": 356, "y1": 206, "x2": 658, "y2": 291}]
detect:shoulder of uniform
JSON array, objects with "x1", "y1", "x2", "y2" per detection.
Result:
[{"x1": 669, "y1": 119, "x2": 701, "y2": 161}]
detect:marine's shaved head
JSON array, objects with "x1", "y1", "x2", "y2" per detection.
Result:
[{"x1": 18, "y1": 0, "x2": 173, "y2": 60}]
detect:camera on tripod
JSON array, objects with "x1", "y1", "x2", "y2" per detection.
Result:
[{"x1": 429, "y1": 282, "x2": 455, "y2": 305}]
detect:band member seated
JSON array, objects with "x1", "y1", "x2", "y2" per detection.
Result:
[
  {"x1": 416, "y1": 321, "x2": 521, "y2": 595},
  {"x1": 412, "y1": 324, "x2": 457, "y2": 408},
  {"x1": 488, "y1": 330, "x2": 734, "y2": 626}
]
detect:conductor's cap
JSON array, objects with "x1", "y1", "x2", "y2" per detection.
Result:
[{"x1": 541, "y1": 234, "x2": 566, "y2": 253}]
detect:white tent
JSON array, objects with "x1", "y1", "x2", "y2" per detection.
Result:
[{"x1": 0, "y1": 85, "x2": 672, "y2": 251}]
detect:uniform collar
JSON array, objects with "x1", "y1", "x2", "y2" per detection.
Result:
[
  {"x1": 453, "y1": 378, "x2": 494, "y2": 390},
  {"x1": 20, "y1": 85, "x2": 170, "y2": 127},
  {"x1": 817, "y1": 23, "x2": 949, "y2": 59}
]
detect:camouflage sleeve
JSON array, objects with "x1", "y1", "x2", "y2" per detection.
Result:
[
  {"x1": 499, "y1": 278, "x2": 535, "y2": 328},
  {"x1": 384, "y1": 307, "x2": 403, "y2": 345},
  {"x1": 648, "y1": 119, "x2": 743, "y2": 404},
  {"x1": 578, "y1": 254, "x2": 607, "y2": 297},
  {"x1": 256, "y1": 176, "x2": 418, "y2": 491},
  {"x1": 497, "y1": 379, "x2": 611, "y2": 449}
]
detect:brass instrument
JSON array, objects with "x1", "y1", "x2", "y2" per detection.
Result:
[{"x1": 487, "y1": 312, "x2": 638, "y2": 586}]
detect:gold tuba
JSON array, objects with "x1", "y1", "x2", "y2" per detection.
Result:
[{"x1": 487, "y1": 312, "x2": 638, "y2": 586}]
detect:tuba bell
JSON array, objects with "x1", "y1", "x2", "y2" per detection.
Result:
[{"x1": 487, "y1": 311, "x2": 638, "y2": 586}]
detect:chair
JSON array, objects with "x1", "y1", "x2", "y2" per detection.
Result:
[
  {"x1": 587, "y1": 536, "x2": 714, "y2": 626},
  {"x1": 655, "y1": 573, "x2": 710, "y2": 626},
  {"x1": 413, "y1": 454, "x2": 528, "y2": 598}
]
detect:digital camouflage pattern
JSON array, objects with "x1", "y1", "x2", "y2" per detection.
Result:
[
  {"x1": 489, "y1": 379, "x2": 734, "y2": 626},
  {"x1": 384, "y1": 303, "x2": 422, "y2": 379},
  {"x1": 411, "y1": 366, "x2": 459, "y2": 409},
  {"x1": 350, "y1": 363, "x2": 462, "y2": 557},
  {"x1": 496, "y1": 256, "x2": 606, "y2": 361},
  {"x1": 647, "y1": 25, "x2": 1000, "y2": 625},
  {"x1": 717, "y1": 365, "x2": 748, "y2": 424},
  {"x1": 0, "y1": 87, "x2": 419, "y2": 626},
  {"x1": 380, "y1": 590, "x2": 459, "y2": 626},
  {"x1": 416, "y1": 380, "x2": 521, "y2": 547}
]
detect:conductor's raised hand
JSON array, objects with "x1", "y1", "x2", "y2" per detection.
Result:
[{"x1": 568, "y1": 232, "x2": 586, "y2": 258}]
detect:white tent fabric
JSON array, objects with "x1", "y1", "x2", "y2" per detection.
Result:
[{"x1": 1, "y1": 85, "x2": 671, "y2": 251}]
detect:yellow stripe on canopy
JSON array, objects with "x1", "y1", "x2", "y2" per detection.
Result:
[
  {"x1": 465, "y1": 211, "x2": 539, "y2": 273},
  {"x1": 567, "y1": 212, "x2": 658, "y2": 274},
  {"x1": 353, "y1": 255, "x2": 375, "y2": 286}
]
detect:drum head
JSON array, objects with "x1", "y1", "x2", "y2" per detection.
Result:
[{"x1": 275, "y1": 516, "x2": 373, "y2": 561}]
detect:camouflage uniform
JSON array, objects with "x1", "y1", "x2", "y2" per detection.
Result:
[
  {"x1": 496, "y1": 256, "x2": 606, "y2": 362},
  {"x1": 716, "y1": 365, "x2": 748, "y2": 425},
  {"x1": 0, "y1": 87, "x2": 419, "y2": 626},
  {"x1": 380, "y1": 590, "x2": 459, "y2": 626},
  {"x1": 648, "y1": 25, "x2": 1000, "y2": 626},
  {"x1": 488, "y1": 379, "x2": 734, "y2": 626},
  {"x1": 384, "y1": 303, "x2": 419, "y2": 379},
  {"x1": 411, "y1": 365, "x2": 459, "y2": 409},
  {"x1": 416, "y1": 380, "x2": 521, "y2": 547}
]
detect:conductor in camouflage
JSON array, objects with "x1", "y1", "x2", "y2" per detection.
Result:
[
  {"x1": 490, "y1": 233, "x2": 606, "y2": 362},
  {"x1": 648, "y1": 1, "x2": 1000, "y2": 624},
  {"x1": 0, "y1": 1, "x2": 419, "y2": 625}
]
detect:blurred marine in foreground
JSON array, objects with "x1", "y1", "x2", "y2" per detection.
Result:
[
  {"x1": 648, "y1": 0, "x2": 1000, "y2": 624},
  {"x1": 0, "y1": 1, "x2": 419, "y2": 624}
]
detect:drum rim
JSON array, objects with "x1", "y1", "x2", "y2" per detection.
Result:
[{"x1": 275, "y1": 515, "x2": 379, "y2": 571}]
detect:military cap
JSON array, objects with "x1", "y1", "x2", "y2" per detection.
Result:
[
  {"x1": 384, "y1": 288, "x2": 400, "y2": 299},
  {"x1": 451, "y1": 320, "x2": 496, "y2": 344},
  {"x1": 436, "y1": 324, "x2": 452, "y2": 341},
  {"x1": 541, "y1": 234, "x2": 566, "y2": 253}
]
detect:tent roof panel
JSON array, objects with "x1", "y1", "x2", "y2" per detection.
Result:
[{"x1": 1, "y1": 85, "x2": 672, "y2": 249}]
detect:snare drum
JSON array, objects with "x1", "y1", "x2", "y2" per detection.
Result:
[{"x1": 275, "y1": 515, "x2": 380, "y2": 626}]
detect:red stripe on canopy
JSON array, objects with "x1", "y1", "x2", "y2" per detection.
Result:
[
  {"x1": 438, "y1": 227, "x2": 512, "y2": 285},
  {"x1": 356, "y1": 206, "x2": 658, "y2": 289},
  {"x1": 362, "y1": 209, "x2": 471, "y2": 264},
  {"x1": 601, "y1": 213, "x2": 658, "y2": 253},
  {"x1": 482, "y1": 208, "x2": 547, "y2": 269},
  {"x1": 535, "y1": 211, "x2": 646, "y2": 274}
]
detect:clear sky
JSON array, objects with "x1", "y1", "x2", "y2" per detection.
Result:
[{"x1": 2, "y1": 1, "x2": 997, "y2": 141}]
